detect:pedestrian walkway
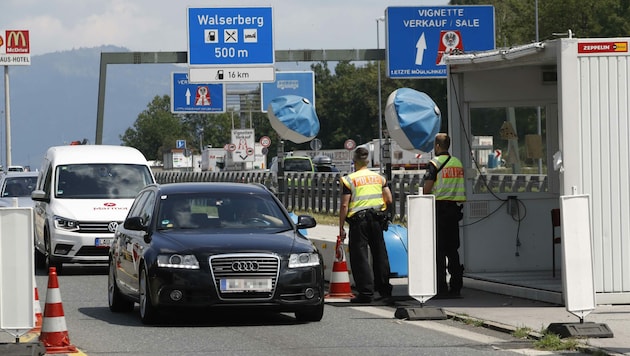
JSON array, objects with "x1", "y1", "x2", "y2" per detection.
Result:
[{"x1": 310, "y1": 223, "x2": 630, "y2": 356}]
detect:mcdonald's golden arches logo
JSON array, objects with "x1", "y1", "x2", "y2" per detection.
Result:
[{"x1": 5, "y1": 30, "x2": 30, "y2": 54}]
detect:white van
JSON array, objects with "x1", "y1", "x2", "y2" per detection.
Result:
[{"x1": 31, "y1": 145, "x2": 155, "y2": 272}]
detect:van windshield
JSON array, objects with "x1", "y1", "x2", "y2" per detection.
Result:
[{"x1": 55, "y1": 164, "x2": 154, "y2": 199}]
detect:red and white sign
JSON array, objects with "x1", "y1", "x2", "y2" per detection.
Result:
[
  {"x1": 0, "y1": 30, "x2": 31, "y2": 66},
  {"x1": 224, "y1": 143, "x2": 236, "y2": 152},
  {"x1": 195, "y1": 86, "x2": 211, "y2": 106},
  {"x1": 259, "y1": 136, "x2": 271, "y2": 147},
  {"x1": 578, "y1": 41, "x2": 628, "y2": 54},
  {"x1": 436, "y1": 30, "x2": 464, "y2": 65},
  {"x1": 344, "y1": 139, "x2": 356, "y2": 151}
]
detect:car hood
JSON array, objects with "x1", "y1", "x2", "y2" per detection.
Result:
[
  {"x1": 154, "y1": 229, "x2": 313, "y2": 255},
  {"x1": 46, "y1": 199, "x2": 133, "y2": 221}
]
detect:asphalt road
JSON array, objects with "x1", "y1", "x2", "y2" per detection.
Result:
[{"x1": 10, "y1": 264, "x2": 587, "y2": 356}]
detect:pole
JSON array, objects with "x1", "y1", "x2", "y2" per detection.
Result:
[
  {"x1": 376, "y1": 16, "x2": 384, "y2": 174},
  {"x1": 4, "y1": 66, "x2": 11, "y2": 167}
]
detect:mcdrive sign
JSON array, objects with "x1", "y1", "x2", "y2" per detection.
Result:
[{"x1": 0, "y1": 30, "x2": 31, "y2": 65}]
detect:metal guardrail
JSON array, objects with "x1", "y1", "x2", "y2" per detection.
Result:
[{"x1": 154, "y1": 171, "x2": 423, "y2": 221}]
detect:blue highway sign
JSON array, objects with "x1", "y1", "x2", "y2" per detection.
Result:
[
  {"x1": 187, "y1": 7, "x2": 274, "y2": 66},
  {"x1": 385, "y1": 6, "x2": 495, "y2": 79},
  {"x1": 260, "y1": 71, "x2": 315, "y2": 112},
  {"x1": 171, "y1": 72, "x2": 225, "y2": 113}
]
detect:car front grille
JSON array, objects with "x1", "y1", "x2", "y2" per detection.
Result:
[
  {"x1": 77, "y1": 221, "x2": 120, "y2": 234},
  {"x1": 210, "y1": 253, "x2": 280, "y2": 301}
]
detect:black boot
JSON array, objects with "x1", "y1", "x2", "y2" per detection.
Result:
[{"x1": 449, "y1": 264, "x2": 464, "y2": 296}]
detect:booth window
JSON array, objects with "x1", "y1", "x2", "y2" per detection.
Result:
[{"x1": 469, "y1": 106, "x2": 548, "y2": 194}]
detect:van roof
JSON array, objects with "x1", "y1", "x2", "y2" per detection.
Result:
[{"x1": 45, "y1": 145, "x2": 149, "y2": 165}]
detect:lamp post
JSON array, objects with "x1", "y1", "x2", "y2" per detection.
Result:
[{"x1": 376, "y1": 16, "x2": 384, "y2": 174}]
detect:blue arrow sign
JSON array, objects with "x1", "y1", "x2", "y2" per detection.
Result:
[
  {"x1": 187, "y1": 7, "x2": 274, "y2": 66},
  {"x1": 171, "y1": 72, "x2": 225, "y2": 113},
  {"x1": 260, "y1": 71, "x2": 315, "y2": 112},
  {"x1": 386, "y1": 6, "x2": 495, "y2": 79}
]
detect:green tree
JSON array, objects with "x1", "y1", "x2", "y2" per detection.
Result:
[
  {"x1": 120, "y1": 95, "x2": 187, "y2": 160},
  {"x1": 450, "y1": 0, "x2": 630, "y2": 44}
]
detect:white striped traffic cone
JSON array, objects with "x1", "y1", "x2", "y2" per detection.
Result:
[
  {"x1": 31, "y1": 276, "x2": 42, "y2": 333},
  {"x1": 39, "y1": 267, "x2": 78, "y2": 354},
  {"x1": 325, "y1": 236, "x2": 355, "y2": 299}
]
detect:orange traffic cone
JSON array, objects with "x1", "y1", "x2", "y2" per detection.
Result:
[
  {"x1": 31, "y1": 276, "x2": 42, "y2": 333},
  {"x1": 39, "y1": 267, "x2": 78, "y2": 354},
  {"x1": 325, "y1": 236, "x2": 355, "y2": 299}
]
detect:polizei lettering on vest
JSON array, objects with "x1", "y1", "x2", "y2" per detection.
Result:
[{"x1": 353, "y1": 175, "x2": 382, "y2": 186}]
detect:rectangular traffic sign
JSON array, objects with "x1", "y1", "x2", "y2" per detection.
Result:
[
  {"x1": 188, "y1": 66, "x2": 275, "y2": 83},
  {"x1": 187, "y1": 7, "x2": 274, "y2": 66},
  {"x1": 385, "y1": 6, "x2": 495, "y2": 79},
  {"x1": 260, "y1": 71, "x2": 315, "y2": 112},
  {"x1": 171, "y1": 72, "x2": 225, "y2": 113},
  {"x1": 0, "y1": 30, "x2": 31, "y2": 66}
]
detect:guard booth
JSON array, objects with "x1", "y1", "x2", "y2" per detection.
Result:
[{"x1": 445, "y1": 36, "x2": 630, "y2": 305}]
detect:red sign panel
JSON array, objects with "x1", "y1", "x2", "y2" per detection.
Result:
[
  {"x1": 4, "y1": 30, "x2": 30, "y2": 54},
  {"x1": 578, "y1": 41, "x2": 628, "y2": 54}
]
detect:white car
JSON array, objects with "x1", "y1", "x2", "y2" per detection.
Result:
[{"x1": 0, "y1": 171, "x2": 38, "y2": 208}]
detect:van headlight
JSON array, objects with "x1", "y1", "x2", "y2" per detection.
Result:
[
  {"x1": 289, "y1": 253, "x2": 320, "y2": 268},
  {"x1": 157, "y1": 254, "x2": 200, "y2": 269},
  {"x1": 53, "y1": 216, "x2": 80, "y2": 231}
]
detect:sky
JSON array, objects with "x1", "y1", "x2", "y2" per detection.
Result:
[{"x1": 1, "y1": 0, "x2": 449, "y2": 55}]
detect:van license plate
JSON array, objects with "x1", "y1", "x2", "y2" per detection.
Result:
[{"x1": 95, "y1": 238, "x2": 112, "y2": 247}]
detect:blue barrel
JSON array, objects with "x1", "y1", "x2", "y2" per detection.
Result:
[
  {"x1": 384, "y1": 223, "x2": 408, "y2": 277},
  {"x1": 487, "y1": 154, "x2": 497, "y2": 168}
]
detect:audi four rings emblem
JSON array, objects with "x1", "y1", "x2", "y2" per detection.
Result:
[
  {"x1": 108, "y1": 222, "x2": 119, "y2": 233},
  {"x1": 232, "y1": 261, "x2": 259, "y2": 272}
]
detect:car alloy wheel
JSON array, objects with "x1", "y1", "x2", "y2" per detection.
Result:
[
  {"x1": 139, "y1": 267, "x2": 159, "y2": 324},
  {"x1": 108, "y1": 260, "x2": 134, "y2": 312}
]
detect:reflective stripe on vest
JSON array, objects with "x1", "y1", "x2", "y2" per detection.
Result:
[
  {"x1": 431, "y1": 155, "x2": 466, "y2": 201},
  {"x1": 342, "y1": 169, "x2": 386, "y2": 217}
]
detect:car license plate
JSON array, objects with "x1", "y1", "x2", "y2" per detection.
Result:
[
  {"x1": 220, "y1": 278, "x2": 272, "y2": 292},
  {"x1": 95, "y1": 238, "x2": 112, "y2": 247}
]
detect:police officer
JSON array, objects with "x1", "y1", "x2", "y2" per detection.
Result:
[
  {"x1": 423, "y1": 133, "x2": 466, "y2": 297},
  {"x1": 339, "y1": 147, "x2": 394, "y2": 303}
]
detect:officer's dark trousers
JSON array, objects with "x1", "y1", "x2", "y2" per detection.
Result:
[
  {"x1": 348, "y1": 213, "x2": 392, "y2": 298},
  {"x1": 436, "y1": 201, "x2": 463, "y2": 294}
]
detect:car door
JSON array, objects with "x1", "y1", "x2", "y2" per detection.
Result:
[{"x1": 117, "y1": 190, "x2": 155, "y2": 294}]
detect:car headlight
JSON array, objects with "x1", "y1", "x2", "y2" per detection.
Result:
[
  {"x1": 289, "y1": 253, "x2": 320, "y2": 268},
  {"x1": 53, "y1": 215, "x2": 79, "y2": 231},
  {"x1": 157, "y1": 254, "x2": 200, "y2": 269}
]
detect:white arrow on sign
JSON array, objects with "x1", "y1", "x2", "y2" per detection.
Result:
[
  {"x1": 185, "y1": 88, "x2": 191, "y2": 106},
  {"x1": 415, "y1": 33, "x2": 427, "y2": 65}
]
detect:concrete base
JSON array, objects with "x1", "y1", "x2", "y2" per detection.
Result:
[
  {"x1": 547, "y1": 322, "x2": 614, "y2": 338},
  {"x1": 394, "y1": 306, "x2": 447, "y2": 320},
  {"x1": 0, "y1": 342, "x2": 46, "y2": 356}
]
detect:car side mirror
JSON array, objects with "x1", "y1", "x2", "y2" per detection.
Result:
[
  {"x1": 31, "y1": 189, "x2": 50, "y2": 203},
  {"x1": 296, "y1": 215, "x2": 316, "y2": 229},
  {"x1": 123, "y1": 216, "x2": 147, "y2": 231}
]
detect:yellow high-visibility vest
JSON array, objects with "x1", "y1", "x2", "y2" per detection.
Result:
[
  {"x1": 431, "y1": 155, "x2": 466, "y2": 201},
  {"x1": 341, "y1": 169, "x2": 386, "y2": 217}
]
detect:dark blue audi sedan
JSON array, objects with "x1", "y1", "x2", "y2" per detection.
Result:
[{"x1": 108, "y1": 182, "x2": 324, "y2": 325}]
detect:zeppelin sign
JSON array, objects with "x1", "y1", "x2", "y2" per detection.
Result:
[{"x1": 0, "y1": 30, "x2": 31, "y2": 66}]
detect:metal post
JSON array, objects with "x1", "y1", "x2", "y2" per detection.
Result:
[
  {"x1": 376, "y1": 16, "x2": 384, "y2": 174},
  {"x1": 4, "y1": 66, "x2": 11, "y2": 167}
]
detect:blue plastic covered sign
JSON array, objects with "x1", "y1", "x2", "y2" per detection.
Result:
[
  {"x1": 384, "y1": 88, "x2": 441, "y2": 153},
  {"x1": 267, "y1": 95, "x2": 320, "y2": 144}
]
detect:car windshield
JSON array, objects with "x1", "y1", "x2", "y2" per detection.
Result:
[
  {"x1": 1, "y1": 176, "x2": 38, "y2": 197},
  {"x1": 55, "y1": 164, "x2": 154, "y2": 199},
  {"x1": 157, "y1": 192, "x2": 291, "y2": 231},
  {"x1": 284, "y1": 159, "x2": 312, "y2": 172}
]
